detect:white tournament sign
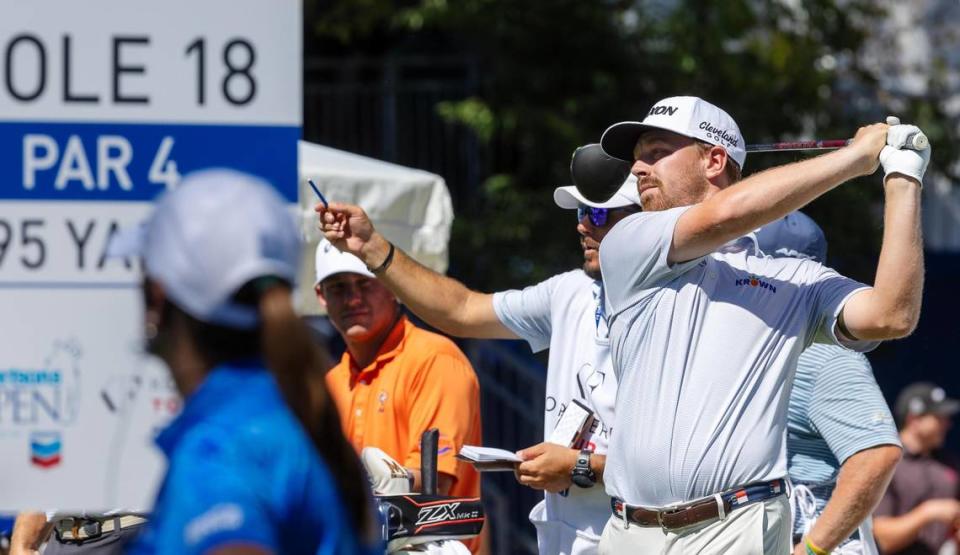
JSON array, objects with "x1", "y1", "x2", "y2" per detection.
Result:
[{"x1": 0, "y1": 0, "x2": 301, "y2": 510}]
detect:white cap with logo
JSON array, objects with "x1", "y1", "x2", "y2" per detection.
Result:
[
  {"x1": 314, "y1": 238, "x2": 374, "y2": 286},
  {"x1": 601, "y1": 96, "x2": 746, "y2": 169},
  {"x1": 109, "y1": 168, "x2": 301, "y2": 329},
  {"x1": 553, "y1": 174, "x2": 639, "y2": 209}
]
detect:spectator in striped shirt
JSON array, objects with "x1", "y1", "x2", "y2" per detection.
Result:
[{"x1": 756, "y1": 212, "x2": 903, "y2": 555}]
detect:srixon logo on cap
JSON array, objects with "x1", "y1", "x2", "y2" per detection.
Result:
[{"x1": 648, "y1": 105, "x2": 679, "y2": 116}]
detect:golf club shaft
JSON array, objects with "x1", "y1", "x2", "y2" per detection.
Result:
[
  {"x1": 745, "y1": 140, "x2": 850, "y2": 153},
  {"x1": 747, "y1": 131, "x2": 928, "y2": 153}
]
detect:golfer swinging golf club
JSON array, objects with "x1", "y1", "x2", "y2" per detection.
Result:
[{"x1": 592, "y1": 96, "x2": 928, "y2": 554}]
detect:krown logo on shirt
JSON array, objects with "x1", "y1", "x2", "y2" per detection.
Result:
[{"x1": 735, "y1": 274, "x2": 777, "y2": 293}]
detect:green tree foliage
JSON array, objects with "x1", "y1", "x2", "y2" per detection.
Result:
[{"x1": 308, "y1": 0, "x2": 950, "y2": 289}]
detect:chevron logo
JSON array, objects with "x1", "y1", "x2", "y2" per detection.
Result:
[{"x1": 30, "y1": 431, "x2": 62, "y2": 468}]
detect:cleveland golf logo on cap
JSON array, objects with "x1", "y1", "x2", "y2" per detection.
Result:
[{"x1": 699, "y1": 121, "x2": 740, "y2": 148}]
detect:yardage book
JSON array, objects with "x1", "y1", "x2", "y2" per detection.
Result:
[
  {"x1": 457, "y1": 446, "x2": 522, "y2": 472},
  {"x1": 548, "y1": 398, "x2": 595, "y2": 447}
]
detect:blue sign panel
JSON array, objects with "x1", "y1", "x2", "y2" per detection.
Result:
[{"x1": 1, "y1": 121, "x2": 300, "y2": 202}]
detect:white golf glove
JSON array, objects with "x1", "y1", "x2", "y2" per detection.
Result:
[
  {"x1": 879, "y1": 120, "x2": 931, "y2": 184},
  {"x1": 361, "y1": 447, "x2": 413, "y2": 494}
]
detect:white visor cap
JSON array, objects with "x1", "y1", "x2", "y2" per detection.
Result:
[
  {"x1": 111, "y1": 169, "x2": 301, "y2": 329},
  {"x1": 314, "y1": 239, "x2": 375, "y2": 285},
  {"x1": 554, "y1": 174, "x2": 639, "y2": 209},
  {"x1": 601, "y1": 96, "x2": 746, "y2": 169}
]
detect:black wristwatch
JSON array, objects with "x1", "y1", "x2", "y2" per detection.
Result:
[{"x1": 571, "y1": 448, "x2": 597, "y2": 488}]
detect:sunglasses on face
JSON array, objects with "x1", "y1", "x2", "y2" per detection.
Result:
[{"x1": 577, "y1": 205, "x2": 611, "y2": 227}]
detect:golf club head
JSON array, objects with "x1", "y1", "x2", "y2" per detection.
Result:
[{"x1": 570, "y1": 144, "x2": 632, "y2": 204}]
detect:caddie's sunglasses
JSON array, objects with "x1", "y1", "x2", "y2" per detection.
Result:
[{"x1": 577, "y1": 205, "x2": 611, "y2": 227}]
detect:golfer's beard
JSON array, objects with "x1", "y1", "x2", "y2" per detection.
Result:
[
  {"x1": 581, "y1": 241, "x2": 602, "y2": 279},
  {"x1": 641, "y1": 176, "x2": 703, "y2": 212},
  {"x1": 640, "y1": 182, "x2": 669, "y2": 212}
]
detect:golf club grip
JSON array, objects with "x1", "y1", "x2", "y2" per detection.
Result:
[
  {"x1": 421, "y1": 428, "x2": 439, "y2": 496},
  {"x1": 911, "y1": 132, "x2": 929, "y2": 150}
]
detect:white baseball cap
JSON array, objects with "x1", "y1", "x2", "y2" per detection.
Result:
[
  {"x1": 314, "y1": 238, "x2": 374, "y2": 286},
  {"x1": 110, "y1": 168, "x2": 301, "y2": 329},
  {"x1": 601, "y1": 96, "x2": 746, "y2": 169},
  {"x1": 553, "y1": 175, "x2": 640, "y2": 209}
]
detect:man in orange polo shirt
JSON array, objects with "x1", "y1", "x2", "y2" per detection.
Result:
[{"x1": 314, "y1": 239, "x2": 482, "y2": 503}]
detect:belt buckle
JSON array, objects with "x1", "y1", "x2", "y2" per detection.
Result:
[
  {"x1": 657, "y1": 507, "x2": 683, "y2": 532},
  {"x1": 56, "y1": 518, "x2": 102, "y2": 544},
  {"x1": 81, "y1": 520, "x2": 103, "y2": 541},
  {"x1": 658, "y1": 506, "x2": 684, "y2": 532}
]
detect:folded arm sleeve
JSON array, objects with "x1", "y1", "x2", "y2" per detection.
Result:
[
  {"x1": 805, "y1": 262, "x2": 880, "y2": 352},
  {"x1": 492, "y1": 274, "x2": 561, "y2": 353},
  {"x1": 599, "y1": 207, "x2": 701, "y2": 315},
  {"x1": 809, "y1": 351, "x2": 901, "y2": 464}
]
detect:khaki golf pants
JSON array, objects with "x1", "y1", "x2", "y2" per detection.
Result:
[{"x1": 598, "y1": 495, "x2": 791, "y2": 554}]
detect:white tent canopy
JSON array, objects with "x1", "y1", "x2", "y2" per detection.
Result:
[{"x1": 295, "y1": 140, "x2": 454, "y2": 314}]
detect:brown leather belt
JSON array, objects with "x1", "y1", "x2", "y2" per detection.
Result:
[{"x1": 611, "y1": 478, "x2": 786, "y2": 531}]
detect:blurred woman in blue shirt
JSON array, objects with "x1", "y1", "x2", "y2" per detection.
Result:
[{"x1": 119, "y1": 169, "x2": 379, "y2": 555}]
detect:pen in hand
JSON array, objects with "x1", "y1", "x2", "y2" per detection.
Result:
[{"x1": 308, "y1": 179, "x2": 328, "y2": 208}]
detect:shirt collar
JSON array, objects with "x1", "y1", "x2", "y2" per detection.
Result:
[
  {"x1": 341, "y1": 315, "x2": 410, "y2": 377},
  {"x1": 155, "y1": 359, "x2": 267, "y2": 457},
  {"x1": 718, "y1": 232, "x2": 760, "y2": 255},
  {"x1": 592, "y1": 278, "x2": 611, "y2": 342},
  {"x1": 591, "y1": 279, "x2": 602, "y2": 301}
]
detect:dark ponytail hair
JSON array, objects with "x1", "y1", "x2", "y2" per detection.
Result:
[
  {"x1": 179, "y1": 280, "x2": 374, "y2": 540},
  {"x1": 256, "y1": 284, "x2": 373, "y2": 538}
]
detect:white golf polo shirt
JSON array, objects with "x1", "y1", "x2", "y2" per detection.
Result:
[
  {"x1": 599, "y1": 207, "x2": 877, "y2": 508},
  {"x1": 494, "y1": 270, "x2": 617, "y2": 554}
]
